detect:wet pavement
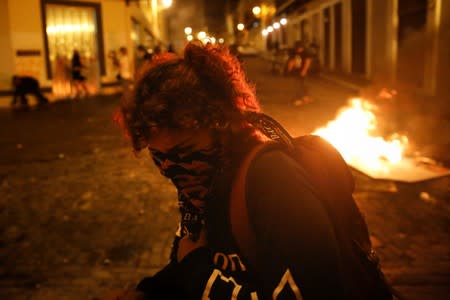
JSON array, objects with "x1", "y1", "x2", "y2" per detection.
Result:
[{"x1": 0, "y1": 57, "x2": 449, "y2": 300}]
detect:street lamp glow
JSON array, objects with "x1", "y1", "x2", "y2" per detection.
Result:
[
  {"x1": 273, "y1": 22, "x2": 280, "y2": 29},
  {"x1": 237, "y1": 23, "x2": 245, "y2": 31},
  {"x1": 184, "y1": 27, "x2": 192, "y2": 35},
  {"x1": 252, "y1": 6, "x2": 261, "y2": 16},
  {"x1": 197, "y1": 31, "x2": 206, "y2": 39},
  {"x1": 162, "y1": 0, "x2": 172, "y2": 8},
  {"x1": 267, "y1": 26, "x2": 273, "y2": 33},
  {"x1": 280, "y1": 18, "x2": 287, "y2": 25},
  {"x1": 187, "y1": 34, "x2": 193, "y2": 41},
  {"x1": 218, "y1": 38, "x2": 224, "y2": 43},
  {"x1": 262, "y1": 29, "x2": 268, "y2": 36}
]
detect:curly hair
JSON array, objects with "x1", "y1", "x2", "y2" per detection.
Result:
[{"x1": 118, "y1": 41, "x2": 262, "y2": 151}]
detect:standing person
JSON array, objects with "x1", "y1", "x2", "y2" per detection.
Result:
[
  {"x1": 287, "y1": 40, "x2": 314, "y2": 106},
  {"x1": 118, "y1": 47, "x2": 132, "y2": 88},
  {"x1": 111, "y1": 42, "x2": 394, "y2": 300},
  {"x1": 11, "y1": 75, "x2": 49, "y2": 110},
  {"x1": 108, "y1": 50, "x2": 120, "y2": 79},
  {"x1": 71, "y1": 50, "x2": 89, "y2": 98},
  {"x1": 167, "y1": 43, "x2": 175, "y2": 53},
  {"x1": 152, "y1": 45, "x2": 162, "y2": 57},
  {"x1": 135, "y1": 45, "x2": 152, "y2": 76}
]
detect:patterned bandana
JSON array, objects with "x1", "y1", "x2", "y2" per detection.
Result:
[{"x1": 150, "y1": 143, "x2": 223, "y2": 241}]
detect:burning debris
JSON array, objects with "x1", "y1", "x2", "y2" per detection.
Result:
[{"x1": 313, "y1": 98, "x2": 450, "y2": 183}]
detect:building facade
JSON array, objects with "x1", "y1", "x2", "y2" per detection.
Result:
[
  {"x1": 228, "y1": 0, "x2": 277, "y2": 49},
  {"x1": 259, "y1": 0, "x2": 449, "y2": 101},
  {"x1": 0, "y1": 0, "x2": 170, "y2": 97}
]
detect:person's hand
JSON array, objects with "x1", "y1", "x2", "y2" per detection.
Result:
[
  {"x1": 177, "y1": 228, "x2": 207, "y2": 262},
  {"x1": 100, "y1": 288, "x2": 144, "y2": 300}
]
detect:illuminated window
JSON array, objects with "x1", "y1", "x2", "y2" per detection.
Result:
[
  {"x1": 43, "y1": 2, "x2": 105, "y2": 96},
  {"x1": 46, "y1": 5, "x2": 97, "y2": 63}
]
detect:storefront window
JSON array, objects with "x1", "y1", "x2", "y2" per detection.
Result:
[{"x1": 44, "y1": 3, "x2": 101, "y2": 97}]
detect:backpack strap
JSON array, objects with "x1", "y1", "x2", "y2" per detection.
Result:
[
  {"x1": 229, "y1": 112, "x2": 295, "y2": 265},
  {"x1": 245, "y1": 111, "x2": 295, "y2": 148},
  {"x1": 229, "y1": 141, "x2": 278, "y2": 266}
]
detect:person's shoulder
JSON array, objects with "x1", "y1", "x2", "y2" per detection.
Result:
[
  {"x1": 245, "y1": 145, "x2": 317, "y2": 198},
  {"x1": 252, "y1": 148, "x2": 298, "y2": 169},
  {"x1": 247, "y1": 147, "x2": 306, "y2": 183}
]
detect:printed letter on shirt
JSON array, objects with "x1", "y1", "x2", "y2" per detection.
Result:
[{"x1": 272, "y1": 269, "x2": 303, "y2": 300}]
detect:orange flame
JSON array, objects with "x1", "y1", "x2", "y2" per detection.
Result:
[{"x1": 313, "y1": 98, "x2": 409, "y2": 174}]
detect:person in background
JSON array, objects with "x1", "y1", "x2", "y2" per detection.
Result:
[
  {"x1": 11, "y1": 75, "x2": 48, "y2": 110},
  {"x1": 118, "y1": 47, "x2": 132, "y2": 82},
  {"x1": 108, "y1": 50, "x2": 120, "y2": 80},
  {"x1": 110, "y1": 42, "x2": 350, "y2": 299},
  {"x1": 135, "y1": 45, "x2": 152, "y2": 77},
  {"x1": 287, "y1": 40, "x2": 314, "y2": 106},
  {"x1": 152, "y1": 45, "x2": 162, "y2": 57},
  {"x1": 167, "y1": 43, "x2": 175, "y2": 53},
  {"x1": 71, "y1": 50, "x2": 89, "y2": 98},
  {"x1": 115, "y1": 47, "x2": 133, "y2": 92}
]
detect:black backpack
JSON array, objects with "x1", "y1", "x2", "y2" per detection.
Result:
[{"x1": 230, "y1": 112, "x2": 399, "y2": 300}]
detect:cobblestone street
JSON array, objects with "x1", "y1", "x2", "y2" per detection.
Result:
[{"x1": 0, "y1": 57, "x2": 449, "y2": 300}]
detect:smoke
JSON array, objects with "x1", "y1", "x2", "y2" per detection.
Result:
[{"x1": 359, "y1": 26, "x2": 450, "y2": 165}]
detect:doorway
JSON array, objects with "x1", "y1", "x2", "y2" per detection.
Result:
[
  {"x1": 396, "y1": 0, "x2": 427, "y2": 89},
  {"x1": 351, "y1": 0, "x2": 366, "y2": 74},
  {"x1": 334, "y1": 2, "x2": 343, "y2": 71},
  {"x1": 323, "y1": 7, "x2": 331, "y2": 68}
]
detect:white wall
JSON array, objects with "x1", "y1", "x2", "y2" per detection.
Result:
[
  {"x1": 102, "y1": 0, "x2": 130, "y2": 81},
  {"x1": 0, "y1": 0, "x2": 15, "y2": 90},
  {"x1": 7, "y1": 0, "x2": 48, "y2": 87}
]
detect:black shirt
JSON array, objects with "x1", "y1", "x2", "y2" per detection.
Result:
[{"x1": 138, "y1": 149, "x2": 345, "y2": 299}]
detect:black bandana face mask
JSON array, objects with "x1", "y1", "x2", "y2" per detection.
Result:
[{"x1": 150, "y1": 142, "x2": 223, "y2": 240}]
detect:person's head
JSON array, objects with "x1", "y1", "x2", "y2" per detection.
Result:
[
  {"x1": 118, "y1": 42, "x2": 264, "y2": 156},
  {"x1": 137, "y1": 45, "x2": 147, "y2": 54},
  {"x1": 294, "y1": 40, "x2": 305, "y2": 53},
  {"x1": 119, "y1": 47, "x2": 128, "y2": 55},
  {"x1": 108, "y1": 50, "x2": 117, "y2": 58},
  {"x1": 153, "y1": 45, "x2": 162, "y2": 55}
]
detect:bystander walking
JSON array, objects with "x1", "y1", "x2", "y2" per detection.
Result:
[
  {"x1": 117, "y1": 47, "x2": 132, "y2": 89},
  {"x1": 135, "y1": 45, "x2": 152, "y2": 77},
  {"x1": 71, "y1": 50, "x2": 89, "y2": 99}
]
